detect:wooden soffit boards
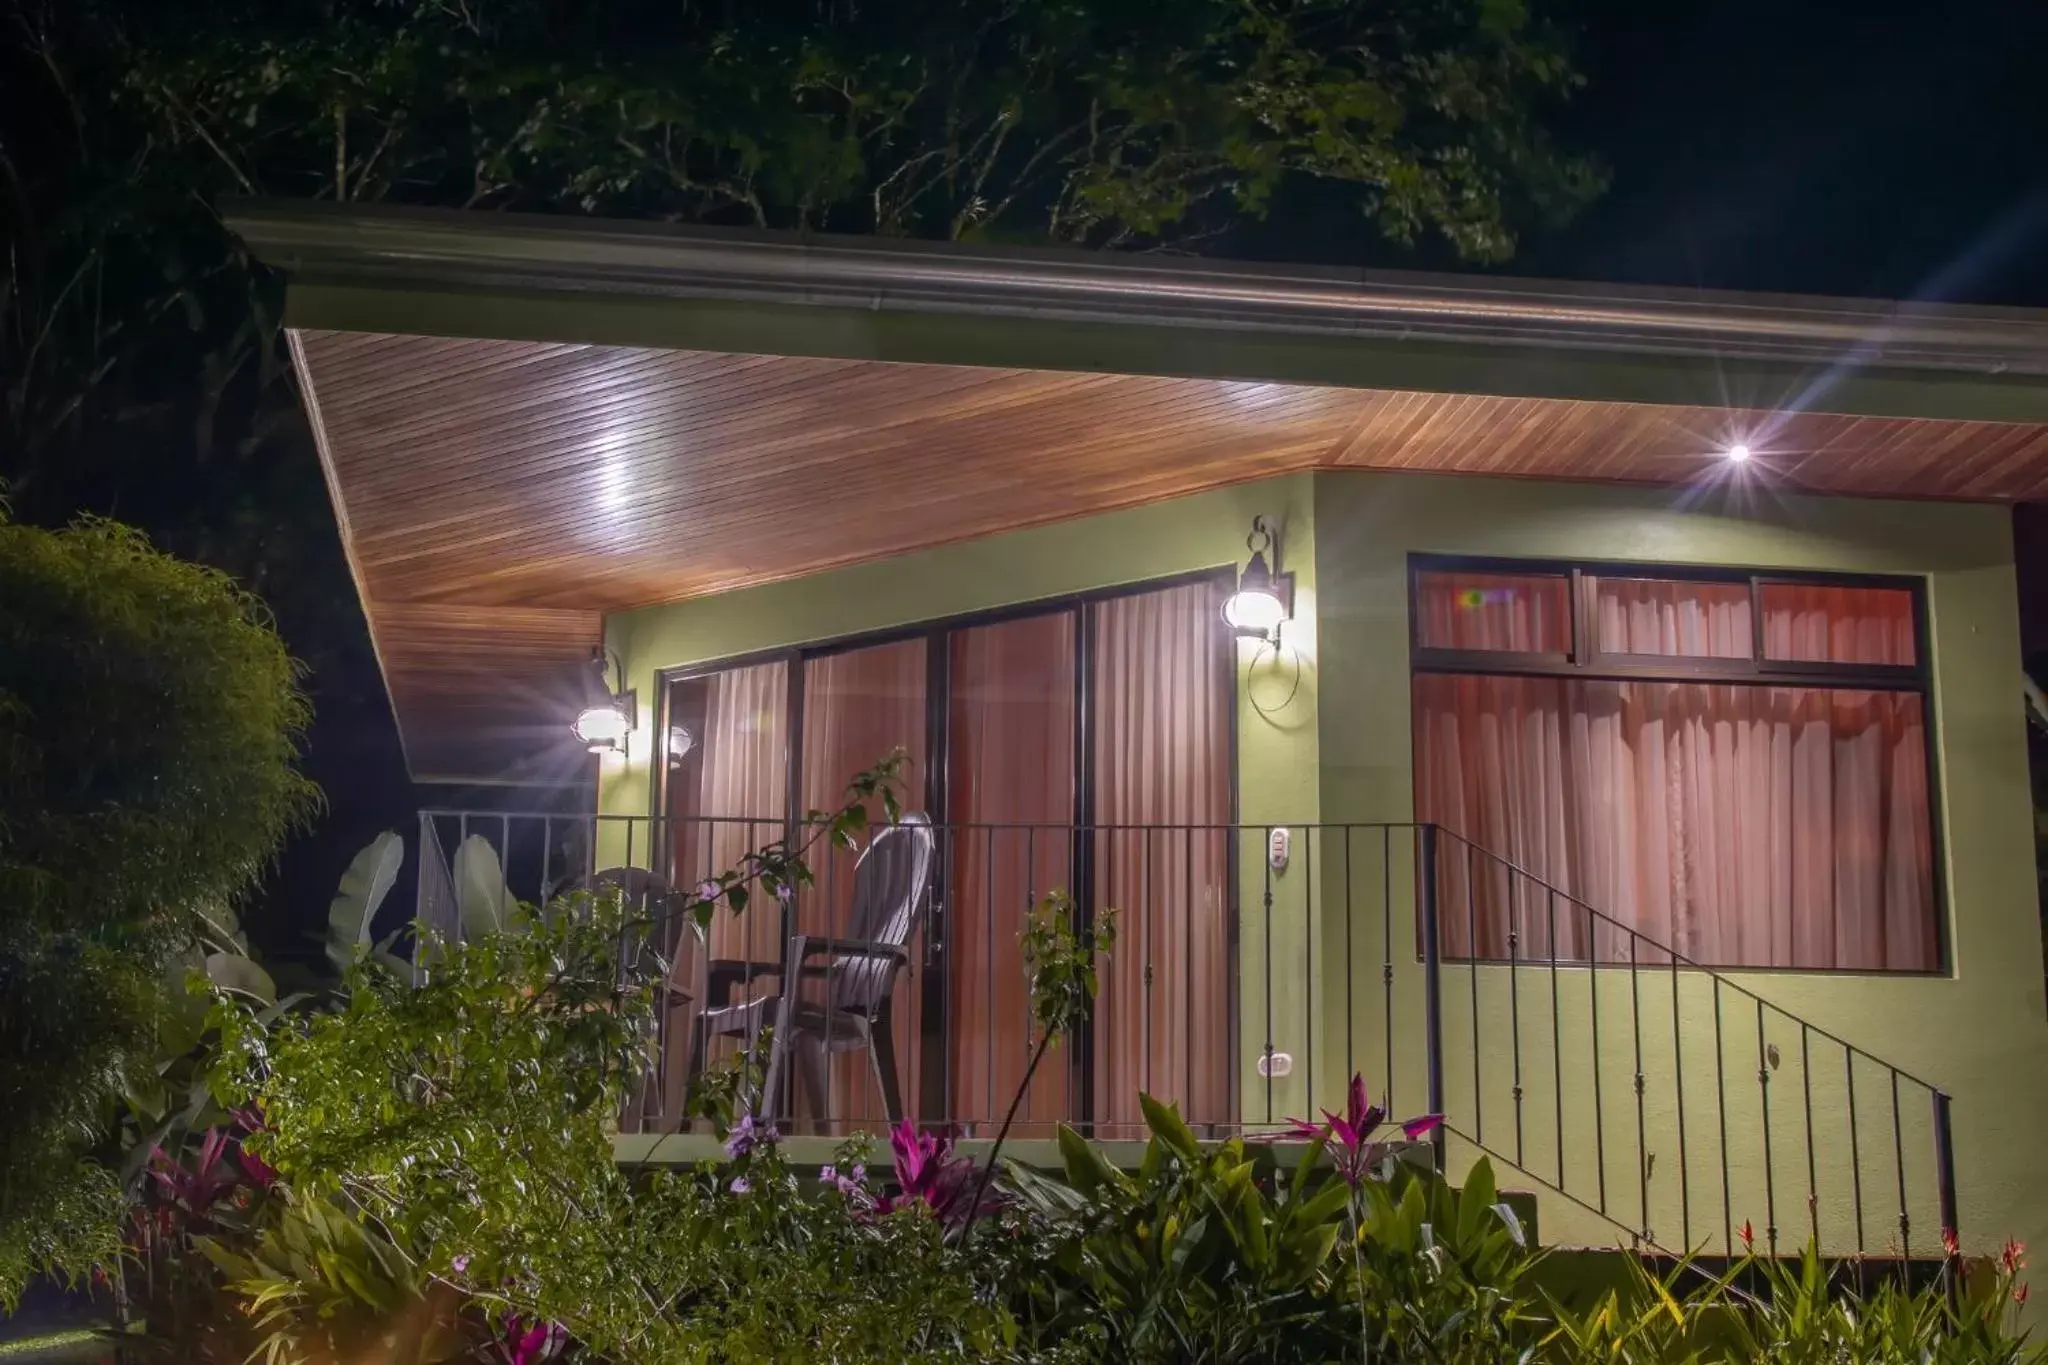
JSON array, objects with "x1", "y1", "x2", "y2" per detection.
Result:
[{"x1": 294, "y1": 329, "x2": 2048, "y2": 780}]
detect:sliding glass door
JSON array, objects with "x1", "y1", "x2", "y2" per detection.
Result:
[{"x1": 657, "y1": 574, "x2": 1234, "y2": 1134}]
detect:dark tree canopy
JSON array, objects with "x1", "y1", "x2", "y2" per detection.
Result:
[
  {"x1": 129, "y1": 0, "x2": 1600, "y2": 255},
  {"x1": 0, "y1": 509, "x2": 315, "y2": 1295}
]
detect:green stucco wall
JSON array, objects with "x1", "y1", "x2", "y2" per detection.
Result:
[
  {"x1": 599, "y1": 474, "x2": 1321, "y2": 827},
  {"x1": 1311, "y1": 470, "x2": 2040, "y2": 1266},
  {"x1": 599, "y1": 468, "x2": 2043, "y2": 1269}
]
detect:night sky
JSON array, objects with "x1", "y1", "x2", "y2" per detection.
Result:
[{"x1": 264, "y1": 0, "x2": 2048, "y2": 942}]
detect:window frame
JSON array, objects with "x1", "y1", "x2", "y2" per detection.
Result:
[
  {"x1": 1408, "y1": 552, "x2": 1947, "y2": 977},
  {"x1": 1410, "y1": 554, "x2": 1930, "y2": 691}
]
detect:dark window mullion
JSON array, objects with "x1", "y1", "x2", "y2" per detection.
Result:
[
  {"x1": 1749, "y1": 576, "x2": 1767, "y2": 664},
  {"x1": 1570, "y1": 566, "x2": 1590, "y2": 666},
  {"x1": 1071, "y1": 601, "x2": 1097, "y2": 1133}
]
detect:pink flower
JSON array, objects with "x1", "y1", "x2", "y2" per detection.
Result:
[
  {"x1": 1287, "y1": 1075, "x2": 1441, "y2": 1186},
  {"x1": 1942, "y1": 1226, "x2": 1961, "y2": 1259},
  {"x1": 876, "y1": 1120, "x2": 989, "y2": 1229},
  {"x1": 819, "y1": 1163, "x2": 868, "y2": 1200},
  {"x1": 1739, "y1": 1220, "x2": 1755, "y2": 1252},
  {"x1": 2004, "y1": 1239, "x2": 2028, "y2": 1275},
  {"x1": 489, "y1": 1314, "x2": 565, "y2": 1365}
]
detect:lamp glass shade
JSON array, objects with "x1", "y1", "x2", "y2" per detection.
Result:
[
  {"x1": 1224, "y1": 548, "x2": 1286, "y2": 635},
  {"x1": 573, "y1": 704, "x2": 629, "y2": 751},
  {"x1": 1223, "y1": 587, "x2": 1287, "y2": 635}
]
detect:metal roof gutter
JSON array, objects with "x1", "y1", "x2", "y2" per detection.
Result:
[{"x1": 228, "y1": 199, "x2": 2048, "y2": 379}]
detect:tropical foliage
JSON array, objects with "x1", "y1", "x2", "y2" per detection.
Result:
[
  {"x1": 15, "y1": 748, "x2": 2040, "y2": 1361},
  {"x1": 0, "y1": 508, "x2": 314, "y2": 1304}
]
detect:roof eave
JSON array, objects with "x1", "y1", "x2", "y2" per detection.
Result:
[{"x1": 228, "y1": 200, "x2": 2048, "y2": 383}]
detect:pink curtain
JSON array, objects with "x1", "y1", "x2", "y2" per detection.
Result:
[
  {"x1": 947, "y1": 613, "x2": 1076, "y2": 1135},
  {"x1": 1416, "y1": 571, "x2": 1571, "y2": 653},
  {"x1": 664, "y1": 661, "x2": 789, "y2": 1097},
  {"x1": 1594, "y1": 577, "x2": 1752, "y2": 658},
  {"x1": 1093, "y1": 581, "x2": 1234, "y2": 1134},
  {"x1": 1762, "y1": 584, "x2": 1917, "y2": 665},
  {"x1": 796, "y1": 640, "x2": 929, "y2": 1132},
  {"x1": 1414, "y1": 585, "x2": 1935, "y2": 972}
]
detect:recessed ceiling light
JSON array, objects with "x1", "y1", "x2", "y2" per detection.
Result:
[{"x1": 1726, "y1": 443, "x2": 1752, "y2": 463}]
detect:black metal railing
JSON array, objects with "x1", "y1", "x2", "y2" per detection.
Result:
[
  {"x1": 414, "y1": 809, "x2": 1959, "y2": 1258},
  {"x1": 1423, "y1": 825, "x2": 1959, "y2": 1261}
]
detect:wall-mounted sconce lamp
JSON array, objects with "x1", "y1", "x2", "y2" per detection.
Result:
[
  {"x1": 1222, "y1": 515, "x2": 1294, "y2": 642},
  {"x1": 667, "y1": 724, "x2": 696, "y2": 768},
  {"x1": 572, "y1": 648, "x2": 637, "y2": 755}
]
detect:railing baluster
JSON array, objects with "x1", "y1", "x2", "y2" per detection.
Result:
[
  {"x1": 1380, "y1": 827, "x2": 1393, "y2": 1116},
  {"x1": 1801, "y1": 1027, "x2": 1818, "y2": 1248},
  {"x1": 1758, "y1": 1000, "x2": 1778, "y2": 1256},
  {"x1": 1143, "y1": 828, "x2": 1155, "y2": 1120},
  {"x1": 985, "y1": 826, "x2": 997, "y2": 1132},
  {"x1": 1508, "y1": 868, "x2": 1523, "y2": 1169},
  {"x1": 1847, "y1": 1051, "x2": 1866, "y2": 1253},
  {"x1": 1344, "y1": 825, "x2": 1355, "y2": 1087},
  {"x1": 1933, "y1": 1091, "x2": 1959, "y2": 1253},
  {"x1": 1670, "y1": 944, "x2": 1689, "y2": 1253},
  {"x1": 1630, "y1": 934, "x2": 1648, "y2": 1247},
  {"x1": 1418, "y1": 825, "x2": 1445, "y2": 1170},
  {"x1": 1891, "y1": 1069, "x2": 1910, "y2": 1259},
  {"x1": 1304, "y1": 826, "x2": 1314, "y2": 1124},
  {"x1": 1549, "y1": 888, "x2": 1563, "y2": 1192},
  {"x1": 1715, "y1": 978, "x2": 1731, "y2": 1258},
  {"x1": 1466, "y1": 842, "x2": 1482, "y2": 1146},
  {"x1": 1184, "y1": 827, "x2": 1195, "y2": 1124},
  {"x1": 1589, "y1": 899, "x2": 1607, "y2": 1216},
  {"x1": 1263, "y1": 825, "x2": 1275, "y2": 1126}
]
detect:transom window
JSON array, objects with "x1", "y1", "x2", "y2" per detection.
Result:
[{"x1": 1411, "y1": 556, "x2": 1938, "y2": 974}]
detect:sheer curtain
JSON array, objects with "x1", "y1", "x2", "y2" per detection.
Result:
[
  {"x1": 665, "y1": 660, "x2": 789, "y2": 1092},
  {"x1": 1414, "y1": 583, "x2": 1934, "y2": 971},
  {"x1": 797, "y1": 640, "x2": 929, "y2": 1131},
  {"x1": 1093, "y1": 581, "x2": 1234, "y2": 1133},
  {"x1": 947, "y1": 612, "x2": 1076, "y2": 1135}
]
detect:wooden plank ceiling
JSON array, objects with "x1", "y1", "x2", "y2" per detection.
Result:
[{"x1": 295, "y1": 329, "x2": 2048, "y2": 781}]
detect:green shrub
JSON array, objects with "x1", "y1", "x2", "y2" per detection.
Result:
[{"x1": 0, "y1": 512, "x2": 314, "y2": 1302}]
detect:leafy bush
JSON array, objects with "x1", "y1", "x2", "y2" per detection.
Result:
[
  {"x1": 0, "y1": 512, "x2": 314, "y2": 1302},
  {"x1": 84, "y1": 754, "x2": 2048, "y2": 1363}
]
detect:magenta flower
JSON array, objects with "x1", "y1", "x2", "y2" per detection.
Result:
[
  {"x1": 1288, "y1": 1075, "x2": 1441, "y2": 1186},
  {"x1": 489, "y1": 1314, "x2": 565, "y2": 1365},
  {"x1": 876, "y1": 1119, "x2": 989, "y2": 1229}
]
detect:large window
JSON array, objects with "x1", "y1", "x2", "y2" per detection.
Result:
[
  {"x1": 1411, "y1": 557, "x2": 1938, "y2": 972},
  {"x1": 658, "y1": 574, "x2": 1235, "y2": 1131}
]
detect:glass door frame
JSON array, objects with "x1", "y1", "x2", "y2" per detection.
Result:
[{"x1": 648, "y1": 566, "x2": 1241, "y2": 1126}]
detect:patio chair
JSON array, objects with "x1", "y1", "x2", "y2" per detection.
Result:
[
  {"x1": 586, "y1": 866, "x2": 691, "y2": 1129},
  {"x1": 692, "y1": 814, "x2": 935, "y2": 1129}
]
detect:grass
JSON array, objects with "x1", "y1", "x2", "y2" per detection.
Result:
[{"x1": 0, "y1": 1329, "x2": 106, "y2": 1362}]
